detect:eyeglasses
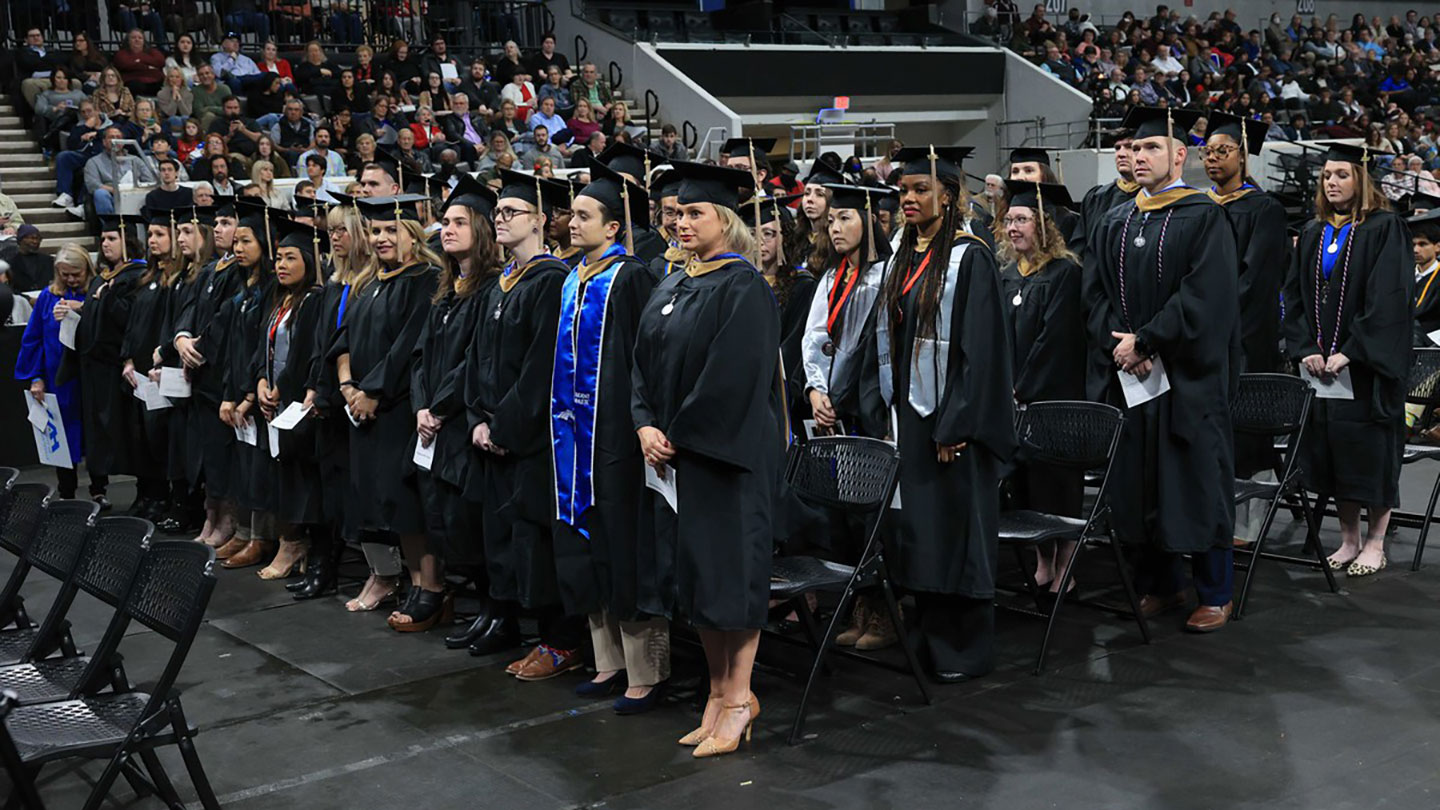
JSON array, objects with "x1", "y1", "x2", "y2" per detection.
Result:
[
  {"x1": 1198, "y1": 145, "x2": 1239, "y2": 159},
  {"x1": 1002, "y1": 215, "x2": 1036, "y2": 227},
  {"x1": 493, "y1": 206, "x2": 533, "y2": 222}
]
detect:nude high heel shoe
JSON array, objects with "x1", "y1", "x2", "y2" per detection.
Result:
[{"x1": 693, "y1": 694, "x2": 760, "y2": 759}]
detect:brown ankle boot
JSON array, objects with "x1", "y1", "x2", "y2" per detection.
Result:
[
  {"x1": 222, "y1": 539, "x2": 273, "y2": 569},
  {"x1": 213, "y1": 535, "x2": 249, "y2": 559},
  {"x1": 835, "y1": 597, "x2": 871, "y2": 647},
  {"x1": 855, "y1": 600, "x2": 901, "y2": 651}
]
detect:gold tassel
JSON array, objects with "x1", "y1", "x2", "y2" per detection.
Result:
[
  {"x1": 1166, "y1": 106, "x2": 1175, "y2": 187},
  {"x1": 928, "y1": 143, "x2": 939, "y2": 219},
  {"x1": 772, "y1": 200, "x2": 785, "y2": 268},
  {"x1": 169, "y1": 209, "x2": 178, "y2": 264},
  {"x1": 643, "y1": 152, "x2": 652, "y2": 192},
  {"x1": 119, "y1": 211, "x2": 127, "y2": 264},
  {"x1": 621, "y1": 180, "x2": 635, "y2": 255},
  {"x1": 865, "y1": 189, "x2": 877, "y2": 264},
  {"x1": 1240, "y1": 115, "x2": 1250, "y2": 183},
  {"x1": 748, "y1": 140, "x2": 763, "y2": 267},
  {"x1": 1034, "y1": 178, "x2": 1046, "y2": 250}
]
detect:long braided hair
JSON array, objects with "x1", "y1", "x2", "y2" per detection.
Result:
[{"x1": 881, "y1": 176, "x2": 962, "y2": 351}]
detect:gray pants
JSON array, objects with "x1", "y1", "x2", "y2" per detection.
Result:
[{"x1": 588, "y1": 610, "x2": 670, "y2": 687}]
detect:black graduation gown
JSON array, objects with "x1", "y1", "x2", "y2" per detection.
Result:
[
  {"x1": 157, "y1": 270, "x2": 199, "y2": 481},
  {"x1": 1282, "y1": 212, "x2": 1412, "y2": 506},
  {"x1": 632, "y1": 258, "x2": 784, "y2": 630},
  {"x1": 779, "y1": 269, "x2": 818, "y2": 429},
  {"x1": 413, "y1": 282, "x2": 491, "y2": 565},
  {"x1": 262, "y1": 287, "x2": 326, "y2": 525},
  {"x1": 1000, "y1": 256, "x2": 1084, "y2": 517},
  {"x1": 555, "y1": 246, "x2": 583, "y2": 270},
  {"x1": 1414, "y1": 263, "x2": 1440, "y2": 347},
  {"x1": 229, "y1": 279, "x2": 274, "y2": 515},
  {"x1": 308, "y1": 276, "x2": 354, "y2": 531},
  {"x1": 1054, "y1": 206, "x2": 1080, "y2": 245},
  {"x1": 74, "y1": 262, "x2": 147, "y2": 477},
  {"x1": 551, "y1": 255, "x2": 657, "y2": 620},
  {"x1": 174, "y1": 257, "x2": 245, "y2": 495},
  {"x1": 1072, "y1": 179, "x2": 1139, "y2": 260},
  {"x1": 631, "y1": 226, "x2": 666, "y2": 266},
  {"x1": 860, "y1": 238, "x2": 1015, "y2": 598},
  {"x1": 332, "y1": 263, "x2": 439, "y2": 536},
  {"x1": 462, "y1": 257, "x2": 567, "y2": 608},
  {"x1": 118, "y1": 268, "x2": 172, "y2": 484},
  {"x1": 1082, "y1": 191, "x2": 1239, "y2": 553}
]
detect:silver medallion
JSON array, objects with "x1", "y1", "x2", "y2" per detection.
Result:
[
  {"x1": 1133, "y1": 235, "x2": 1146, "y2": 248},
  {"x1": 661, "y1": 303, "x2": 674, "y2": 316},
  {"x1": 1327, "y1": 241, "x2": 1338, "y2": 254},
  {"x1": 1012, "y1": 293, "x2": 1023, "y2": 306}
]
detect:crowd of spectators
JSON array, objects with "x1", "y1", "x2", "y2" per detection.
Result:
[
  {"x1": 976, "y1": 2, "x2": 1440, "y2": 180},
  {"x1": 12, "y1": 20, "x2": 688, "y2": 221}
]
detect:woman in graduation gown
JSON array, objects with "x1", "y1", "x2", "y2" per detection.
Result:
[
  {"x1": 174, "y1": 201, "x2": 244, "y2": 548},
  {"x1": 862, "y1": 146, "x2": 1016, "y2": 682},
  {"x1": 631, "y1": 161, "x2": 785, "y2": 758},
  {"x1": 746, "y1": 193, "x2": 817, "y2": 429},
  {"x1": 1282, "y1": 142, "x2": 1412, "y2": 577},
  {"x1": 218, "y1": 201, "x2": 281, "y2": 569},
  {"x1": 799, "y1": 159, "x2": 842, "y2": 277},
  {"x1": 551, "y1": 165, "x2": 667, "y2": 710},
  {"x1": 74, "y1": 214, "x2": 149, "y2": 511},
  {"x1": 996, "y1": 179, "x2": 1086, "y2": 594},
  {"x1": 414, "y1": 176, "x2": 502, "y2": 645},
  {"x1": 462, "y1": 171, "x2": 578, "y2": 675},
  {"x1": 120, "y1": 208, "x2": 182, "y2": 522},
  {"x1": 801, "y1": 184, "x2": 895, "y2": 648},
  {"x1": 333, "y1": 195, "x2": 443, "y2": 627},
  {"x1": 255, "y1": 218, "x2": 329, "y2": 580},
  {"x1": 15, "y1": 245, "x2": 94, "y2": 499}
]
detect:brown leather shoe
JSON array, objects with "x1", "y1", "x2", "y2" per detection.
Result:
[
  {"x1": 222, "y1": 539, "x2": 273, "y2": 569},
  {"x1": 213, "y1": 535, "x2": 249, "y2": 560},
  {"x1": 1184, "y1": 602, "x2": 1233, "y2": 633},
  {"x1": 514, "y1": 645, "x2": 583, "y2": 682},
  {"x1": 506, "y1": 646, "x2": 543, "y2": 675},
  {"x1": 1138, "y1": 591, "x2": 1188, "y2": 619}
]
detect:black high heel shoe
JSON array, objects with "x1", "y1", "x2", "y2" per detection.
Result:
[
  {"x1": 445, "y1": 597, "x2": 497, "y2": 649},
  {"x1": 388, "y1": 588, "x2": 453, "y2": 633}
]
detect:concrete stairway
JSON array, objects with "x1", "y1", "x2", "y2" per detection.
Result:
[{"x1": 0, "y1": 102, "x2": 95, "y2": 255}]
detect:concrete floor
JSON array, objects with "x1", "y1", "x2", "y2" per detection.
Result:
[{"x1": 4, "y1": 464, "x2": 1440, "y2": 810}]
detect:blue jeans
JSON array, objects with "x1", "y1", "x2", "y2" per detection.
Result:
[
  {"x1": 222, "y1": 73, "x2": 273, "y2": 94},
  {"x1": 329, "y1": 11, "x2": 363, "y2": 43},
  {"x1": 93, "y1": 187, "x2": 116, "y2": 215},
  {"x1": 55, "y1": 150, "x2": 90, "y2": 197},
  {"x1": 224, "y1": 10, "x2": 271, "y2": 42},
  {"x1": 255, "y1": 113, "x2": 282, "y2": 129},
  {"x1": 116, "y1": 8, "x2": 167, "y2": 47},
  {"x1": 1135, "y1": 545, "x2": 1235, "y2": 606}
]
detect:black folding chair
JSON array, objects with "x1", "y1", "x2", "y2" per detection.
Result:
[
  {"x1": 0, "y1": 478, "x2": 52, "y2": 631},
  {"x1": 768, "y1": 436, "x2": 930, "y2": 745},
  {"x1": 1230, "y1": 374, "x2": 1337, "y2": 617},
  {"x1": 999, "y1": 401, "x2": 1141, "y2": 676},
  {"x1": 1399, "y1": 347, "x2": 1440, "y2": 570},
  {"x1": 0, "y1": 517, "x2": 154, "y2": 701},
  {"x1": 0, "y1": 499, "x2": 97, "y2": 662},
  {"x1": 0, "y1": 541, "x2": 222, "y2": 810}
]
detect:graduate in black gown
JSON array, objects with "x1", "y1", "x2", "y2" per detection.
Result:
[
  {"x1": 1283, "y1": 142, "x2": 1412, "y2": 578},
  {"x1": 632, "y1": 162, "x2": 785, "y2": 757},
  {"x1": 1073, "y1": 130, "x2": 1139, "y2": 262},
  {"x1": 254, "y1": 218, "x2": 329, "y2": 581},
  {"x1": 1083, "y1": 106, "x2": 1240, "y2": 633},
  {"x1": 120, "y1": 207, "x2": 182, "y2": 521},
  {"x1": 799, "y1": 159, "x2": 843, "y2": 281},
  {"x1": 74, "y1": 214, "x2": 148, "y2": 511},
  {"x1": 746, "y1": 192, "x2": 816, "y2": 429},
  {"x1": 861, "y1": 146, "x2": 1015, "y2": 681},
  {"x1": 547, "y1": 176, "x2": 586, "y2": 270},
  {"x1": 1409, "y1": 209, "x2": 1440, "y2": 349},
  {"x1": 996, "y1": 179, "x2": 1086, "y2": 593},
  {"x1": 462, "y1": 171, "x2": 579, "y2": 675},
  {"x1": 799, "y1": 183, "x2": 896, "y2": 648},
  {"x1": 174, "y1": 200, "x2": 244, "y2": 550},
  {"x1": 648, "y1": 169, "x2": 685, "y2": 279},
  {"x1": 334, "y1": 195, "x2": 444, "y2": 629},
  {"x1": 594, "y1": 141, "x2": 667, "y2": 265},
  {"x1": 1008, "y1": 147, "x2": 1080, "y2": 243},
  {"x1": 414, "y1": 176, "x2": 503, "y2": 649},
  {"x1": 551, "y1": 163, "x2": 669, "y2": 711}
]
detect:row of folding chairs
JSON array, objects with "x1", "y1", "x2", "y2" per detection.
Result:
[
  {"x1": 0, "y1": 467, "x2": 221, "y2": 810},
  {"x1": 766, "y1": 362, "x2": 1440, "y2": 743}
]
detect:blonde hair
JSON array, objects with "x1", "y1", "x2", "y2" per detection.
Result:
[
  {"x1": 250, "y1": 159, "x2": 275, "y2": 194},
  {"x1": 668, "y1": 204, "x2": 756, "y2": 266},
  {"x1": 1314, "y1": 161, "x2": 1390, "y2": 225},
  {"x1": 326, "y1": 203, "x2": 372, "y2": 284},
  {"x1": 994, "y1": 206, "x2": 1079, "y2": 268},
  {"x1": 353, "y1": 219, "x2": 443, "y2": 296},
  {"x1": 50, "y1": 244, "x2": 95, "y2": 295}
]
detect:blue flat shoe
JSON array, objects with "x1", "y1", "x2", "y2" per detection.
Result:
[
  {"x1": 575, "y1": 671, "x2": 627, "y2": 698},
  {"x1": 613, "y1": 681, "x2": 667, "y2": 715}
]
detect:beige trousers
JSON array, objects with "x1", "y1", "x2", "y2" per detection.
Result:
[{"x1": 588, "y1": 610, "x2": 670, "y2": 687}]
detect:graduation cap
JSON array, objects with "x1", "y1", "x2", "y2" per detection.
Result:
[
  {"x1": 1120, "y1": 106, "x2": 1203, "y2": 141},
  {"x1": 496, "y1": 168, "x2": 551, "y2": 216},
  {"x1": 671, "y1": 161, "x2": 754, "y2": 211},
  {"x1": 650, "y1": 167, "x2": 682, "y2": 200},
  {"x1": 804, "y1": 159, "x2": 846, "y2": 187},
  {"x1": 234, "y1": 197, "x2": 288, "y2": 254},
  {"x1": 1003, "y1": 179, "x2": 1074, "y2": 211},
  {"x1": 213, "y1": 197, "x2": 237, "y2": 219},
  {"x1": 292, "y1": 196, "x2": 330, "y2": 220},
  {"x1": 598, "y1": 141, "x2": 656, "y2": 184},
  {"x1": 893, "y1": 146, "x2": 974, "y2": 181},
  {"x1": 1008, "y1": 147, "x2": 1052, "y2": 166},
  {"x1": 1408, "y1": 192, "x2": 1440, "y2": 215},
  {"x1": 1206, "y1": 111, "x2": 1269, "y2": 157},
  {"x1": 578, "y1": 161, "x2": 649, "y2": 254},
  {"x1": 369, "y1": 146, "x2": 404, "y2": 186},
  {"x1": 740, "y1": 193, "x2": 799, "y2": 227},
  {"x1": 407, "y1": 172, "x2": 450, "y2": 200},
  {"x1": 172, "y1": 205, "x2": 217, "y2": 228},
  {"x1": 538, "y1": 176, "x2": 577, "y2": 213},
  {"x1": 355, "y1": 194, "x2": 427, "y2": 223},
  {"x1": 140, "y1": 205, "x2": 179, "y2": 228},
  {"x1": 876, "y1": 190, "x2": 900, "y2": 213},
  {"x1": 441, "y1": 173, "x2": 498, "y2": 220},
  {"x1": 823, "y1": 184, "x2": 897, "y2": 263},
  {"x1": 1320, "y1": 141, "x2": 1388, "y2": 166},
  {"x1": 1408, "y1": 207, "x2": 1440, "y2": 227},
  {"x1": 275, "y1": 215, "x2": 329, "y2": 254},
  {"x1": 722, "y1": 137, "x2": 777, "y2": 162}
]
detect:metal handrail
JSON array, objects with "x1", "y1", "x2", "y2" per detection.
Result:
[
  {"x1": 574, "y1": 34, "x2": 589, "y2": 64},
  {"x1": 644, "y1": 89, "x2": 660, "y2": 139},
  {"x1": 609, "y1": 60, "x2": 624, "y2": 91},
  {"x1": 697, "y1": 126, "x2": 731, "y2": 162},
  {"x1": 788, "y1": 122, "x2": 896, "y2": 162},
  {"x1": 682, "y1": 120, "x2": 699, "y2": 151}
]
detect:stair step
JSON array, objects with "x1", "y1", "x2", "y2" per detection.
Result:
[
  {"x1": 0, "y1": 104, "x2": 15, "y2": 114},
  {"x1": 0, "y1": 153, "x2": 46, "y2": 166},
  {"x1": 0, "y1": 140, "x2": 37, "y2": 152},
  {"x1": 0, "y1": 166, "x2": 55, "y2": 180},
  {"x1": 0, "y1": 116, "x2": 24, "y2": 128},
  {"x1": 33, "y1": 221, "x2": 91, "y2": 237},
  {"x1": 2, "y1": 180, "x2": 59, "y2": 193},
  {"x1": 16, "y1": 208, "x2": 72, "y2": 225},
  {"x1": 7, "y1": 194, "x2": 57, "y2": 207}
]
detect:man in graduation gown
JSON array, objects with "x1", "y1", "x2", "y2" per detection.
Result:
[
  {"x1": 1082, "y1": 106, "x2": 1241, "y2": 633},
  {"x1": 647, "y1": 169, "x2": 685, "y2": 279},
  {"x1": 1008, "y1": 147, "x2": 1078, "y2": 242},
  {"x1": 594, "y1": 141, "x2": 668, "y2": 265},
  {"x1": 721, "y1": 136, "x2": 777, "y2": 189},
  {"x1": 1408, "y1": 208, "x2": 1440, "y2": 440},
  {"x1": 1073, "y1": 129, "x2": 1139, "y2": 260}
]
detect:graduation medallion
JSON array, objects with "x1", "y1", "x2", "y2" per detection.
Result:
[
  {"x1": 821, "y1": 340, "x2": 836, "y2": 357},
  {"x1": 493, "y1": 302, "x2": 503, "y2": 320},
  {"x1": 1133, "y1": 235, "x2": 1146, "y2": 248},
  {"x1": 1327, "y1": 241, "x2": 1338, "y2": 254},
  {"x1": 1012, "y1": 293, "x2": 1023, "y2": 306},
  {"x1": 661, "y1": 295, "x2": 677, "y2": 316}
]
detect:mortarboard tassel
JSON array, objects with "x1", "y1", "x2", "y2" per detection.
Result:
[
  {"x1": 748, "y1": 140, "x2": 763, "y2": 267},
  {"x1": 865, "y1": 190, "x2": 878, "y2": 265},
  {"x1": 621, "y1": 180, "x2": 635, "y2": 255},
  {"x1": 928, "y1": 143, "x2": 939, "y2": 219},
  {"x1": 772, "y1": 200, "x2": 785, "y2": 269},
  {"x1": 1034, "y1": 179, "x2": 1047, "y2": 250},
  {"x1": 119, "y1": 210, "x2": 127, "y2": 264},
  {"x1": 1166, "y1": 106, "x2": 1175, "y2": 187}
]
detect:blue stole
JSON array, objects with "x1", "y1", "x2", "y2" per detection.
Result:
[
  {"x1": 1321, "y1": 221, "x2": 1353, "y2": 280},
  {"x1": 337, "y1": 283, "x2": 351, "y2": 328},
  {"x1": 551, "y1": 243, "x2": 626, "y2": 533}
]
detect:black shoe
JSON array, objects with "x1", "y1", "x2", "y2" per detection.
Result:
[
  {"x1": 466, "y1": 616, "x2": 522, "y2": 657},
  {"x1": 92, "y1": 494, "x2": 112, "y2": 513},
  {"x1": 127, "y1": 497, "x2": 154, "y2": 518},
  {"x1": 575, "y1": 671, "x2": 626, "y2": 698},
  {"x1": 444, "y1": 600, "x2": 498, "y2": 649},
  {"x1": 291, "y1": 548, "x2": 339, "y2": 601},
  {"x1": 613, "y1": 681, "x2": 666, "y2": 715}
]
